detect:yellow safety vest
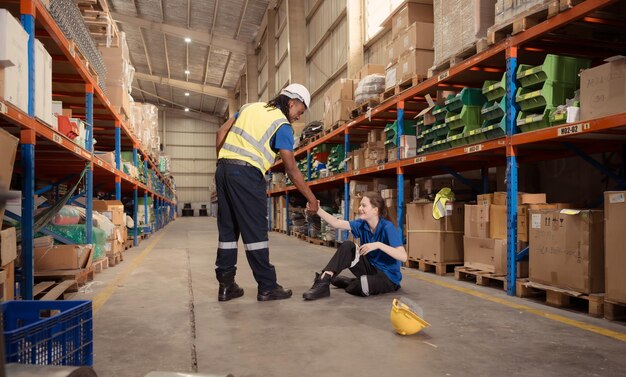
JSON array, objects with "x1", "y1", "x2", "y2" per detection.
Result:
[{"x1": 219, "y1": 102, "x2": 291, "y2": 173}]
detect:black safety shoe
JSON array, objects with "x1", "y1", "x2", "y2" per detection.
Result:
[
  {"x1": 303, "y1": 272, "x2": 332, "y2": 301},
  {"x1": 257, "y1": 284, "x2": 293, "y2": 301},
  {"x1": 218, "y1": 282, "x2": 244, "y2": 302},
  {"x1": 331, "y1": 275, "x2": 356, "y2": 289}
]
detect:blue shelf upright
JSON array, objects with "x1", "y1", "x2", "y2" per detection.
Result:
[{"x1": 505, "y1": 46, "x2": 519, "y2": 296}]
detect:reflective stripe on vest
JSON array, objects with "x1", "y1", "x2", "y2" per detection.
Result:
[{"x1": 218, "y1": 102, "x2": 290, "y2": 172}]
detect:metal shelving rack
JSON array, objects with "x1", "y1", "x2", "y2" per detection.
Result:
[
  {"x1": 269, "y1": 0, "x2": 626, "y2": 296},
  {"x1": 0, "y1": 0, "x2": 177, "y2": 299}
]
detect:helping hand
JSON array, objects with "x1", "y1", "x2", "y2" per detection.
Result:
[{"x1": 306, "y1": 200, "x2": 319, "y2": 216}]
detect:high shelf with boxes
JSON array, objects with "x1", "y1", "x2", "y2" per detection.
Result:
[
  {"x1": 269, "y1": 0, "x2": 626, "y2": 304},
  {"x1": 0, "y1": 1, "x2": 176, "y2": 300}
]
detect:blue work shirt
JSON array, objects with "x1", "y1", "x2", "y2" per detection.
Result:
[
  {"x1": 234, "y1": 111, "x2": 294, "y2": 153},
  {"x1": 349, "y1": 218, "x2": 403, "y2": 285}
]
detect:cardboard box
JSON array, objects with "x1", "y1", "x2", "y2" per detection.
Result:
[
  {"x1": 35, "y1": 39, "x2": 53, "y2": 126},
  {"x1": 349, "y1": 180, "x2": 373, "y2": 196},
  {"x1": 477, "y1": 193, "x2": 494, "y2": 206},
  {"x1": 372, "y1": 178, "x2": 396, "y2": 191},
  {"x1": 0, "y1": 9, "x2": 28, "y2": 113},
  {"x1": 106, "y1": 85, "x2": 131, "y2": 118},
  {"x1": 463, "y1": 236, "x2": 506, "y2": 274},
  {"x1": 324, "y1": 79, "x2": 354, "y2": 111},
  {"x1": 492, "y1": 191, "x2": 546, "y2": 205},
  {"x1": 398, "y1": 22, "x2": 435, "y2": 53},
  {"x1": 529, "y1": 209, "x2": 604, "y2": 294},
  {"x1": 386, "y1": 39, "x2": 399, "y2": 65},
  {"x1": 385, "y1": 64, "x2": 397, "y2": 90},
  {"x1": 381, "y1": 189, "x2": 397, "y2": 199},
  {"x1": 323, "y1": 109, "x2": 333, "y2": 129},
  {"x1": 2, "y1": 260, "x2": 14, "y2": 301},
  {"x1": 580, "y1": 57, "x2": 626, "y2": 121},
  {"x1": 332, "y1": 100, "x2": 356, "y2": 123},
  {"x1": 93, "y1": 200, "x2": 124, "y2": 212},
  {"x1": 34, "y1": 244, "x2": 94, "y2": 271},
  {"x1": 391, "y1": 2, "x2": 435, "y2": 38},
  {"x1": 465, "y1": 205, "x2": 490, "y2": 238},
  {"x1": 384, "y1": 198, "x2": 396, "y2": 208},
  {"x1": 387, "y1": 148, "x2": 398, "y2": 162},
  {"x1": 398, "y1": 49, "x2": 434, "y2": 80},
  {"x1": 0, "y1": 128, "x2": 19, "y2": 221},
  {"x1": 356, "y1": 64, "x2": 385, "y2": 80},
  {"x1": 406, "y1": 202, "x2": 464, "y2": 263},
  {"x1": 604, "y1": 191, "x2": 626, "y2": 303},
  {"x1": 0, "y1": 227, "x2": 16, "y2": 266},
  {"x1": 353, "y1": 149, "x2": 365, "y2": 170}
]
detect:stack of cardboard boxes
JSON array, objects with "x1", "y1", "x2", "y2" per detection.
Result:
[
  {"x1": 384, "y1": 2, "x2": 435, "y2": 90},
  {"x1": 98, "y1": 32, "x2": 134, "y2": 120},
  {"x1": 272, "y1": 196, "x2": 287, "y2": 232},
  {"x1": 0, "y1": 228, "x2": 16, "y2": 300},
  {"x1": 604, "y1": 191, "x2": 626, "y2": 308},
  {"x1": 406, "y1": 201, "x2": 465, "y2": 263},
  {"x1": 93, "y1": 200, "x2": 127, "y2": 256},
  {"x1": 34, "y1": 241, "x2": 94, "y2": 274},
  {"x1": 349, "y1": 130, "x2": 386, "y2": 170},
  {"x1": 463, "y1": 192, "x2": 547, "y2": 275},
  {"x1": 323, "y1": 79, "x2": 355, "y2": 130}
]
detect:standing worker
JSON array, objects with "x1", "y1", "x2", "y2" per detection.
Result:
[{"x1": 214, "y1": 84, "x2": 319, "y2": 302}]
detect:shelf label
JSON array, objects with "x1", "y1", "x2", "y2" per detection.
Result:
[
  {"x1": 69, "y1": 43, "x2": 76, "y2": 58},
  {"x1": 377, "y1": 165, "x2": 385, "y2": 171},
  {"x1": 0, "y1": 102, "x2": 6, "y2": 114},
  {"x1": 97, "y1": 159, "x2": 103, "y2": 166},
  {"x1": 352, "y1": 170, "x2": 360, "y2": 176},
  {"x1": 73, "y1": 146, "x2": 81, "y2": 155},
  {"x1": 557, "y1": 123, "x2": 589, "y2": 137},
  {"x1": 53, "y1": 134, "x2": 62, "y2": 144},
  {"x1": 414, "y1": 156, "x2": 427, "y2": 164},
  {"x1": 437, "y1": 70, "x2": 449, "y2": 81},
  {"x1": 464, "y1": 144, "x2": 484, "y2": 154}
]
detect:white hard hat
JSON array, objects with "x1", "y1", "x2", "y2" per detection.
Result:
[{"x1": 280, "y1": 83, "x2": 310, "y2": 109}]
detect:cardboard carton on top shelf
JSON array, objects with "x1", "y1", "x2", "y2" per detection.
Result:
[
  {"x1": 580, "y1": 57, "x2": 626, "y2": 121},
  {"x1": 529, "y1": 209, "x2": 604, "y2": 294},
  {"x1": 387, "y1": 2, "x2": 435, "y2": 39}
]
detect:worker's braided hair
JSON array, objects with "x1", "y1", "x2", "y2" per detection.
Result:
[
  {"x1": 266, "y1": 94, "x2": 291, "y2": 120},
  {"x1": 363, "y1": 191, "x2": 396, "y2": 226}
]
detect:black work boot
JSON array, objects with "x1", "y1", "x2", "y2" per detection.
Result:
[
  {"x1": 257, "y1": 284, "x2": 293, "y2": 301},
  {"x1": 302, "y1": 272, "x2": 332, "y2": 300},
  {"x1": 216, "y1": 270, "x2": 244, "y2": 302},
  {"x1": 331, "y1": 275, "x2": 356, "y2": 289}
]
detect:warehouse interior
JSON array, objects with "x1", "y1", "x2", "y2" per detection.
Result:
[{"x1": 0, "y1": 0, "x2": 626, "y2": 376}]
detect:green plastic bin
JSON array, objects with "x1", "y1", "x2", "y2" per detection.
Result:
[
  {"x1": 515, "y1": 80, "x2": 578, "y2": 112},
  {"x1": 482, "y1": 74, "x2": 506, "y2": 102},
  {"x1": 445, "y1": 88, "x2": 487, "y2": 113},
  {"x1": 445, "y1": 106, "x2": 483, "y2": 131},
  {"x1": 516, "y1": 54, "x2": 591, "y2": 88}
]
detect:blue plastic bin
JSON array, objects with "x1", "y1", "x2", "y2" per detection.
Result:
[{"x1": 2, "y1": 300, "x2": 93, "y2": 366}]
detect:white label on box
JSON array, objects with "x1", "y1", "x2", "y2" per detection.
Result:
[
  {"x1": 531, "y1": 214, "x2": 542, "y2": 229},
  {"x1": 609, "y1": 193, "x2": 625, "y2": 203}
]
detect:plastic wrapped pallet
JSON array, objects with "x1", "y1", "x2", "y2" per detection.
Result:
[
  {"x1": 433, "y1": 0, "x2": 496, "y2": 67},
  {"x1": 354, "y1": 75, "x2": 385, "y2": 104}
]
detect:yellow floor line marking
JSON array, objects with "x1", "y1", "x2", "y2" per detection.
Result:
[
  {"x1": 404, "y1": 271, "x2": 626, "y2": 343},
  {"x1": 92, "y1": 230, "x2": 168, "y2": 314}
]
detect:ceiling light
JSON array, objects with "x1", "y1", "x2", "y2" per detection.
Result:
[
  {"x1": 184, "y1": 108, "x2": 190, "y2": 112},
  {"x1": 185, "y1": 92, "x2": 190, "y2": 96},
  {"x1": 184, "y1": 37, "x2": 192, "y2": 43},
  {"x1": 184, "y1": 69, "x2": 190, "y2": 75}
]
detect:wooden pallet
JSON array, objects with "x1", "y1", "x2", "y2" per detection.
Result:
[
  {"x1": 454, "y1": 266, "x2": 508, "y2": 291},
  {"x1": 35, "y1": 266, "x2": 95, "y2": 287},
  {"x1": 323, "y1": 239, "x2": 340, "y2": 249},
  {"x1": 516, "y1": 279, "x2": 604, "y2": 318},
  {"x1": 487, "y1": 1, "x2": 560, "y2": 46},
  {"x1": 290, "y1": 231, "x2": 308, "y2": 241},
  {"x1": 107, "y1": 251, "x2": 124, "y2": 267},
  {"x1": 559, "y1": 0, "x2": 586, "y2": 11},
  {"x1": 34, "y1": 280, "x2": 78, "y2": 301},
  {"x1": 124, "y1": 239, "x2": 133, "y2": 250},
  {"x1": 405, "y1": 258, "x2": 463, "y2": 276},
  {"x1": 380, "y1": 74, "x2": 427, "y2": 102},
  {"x1": 308, "y1": 237, "x2": 326, "y2": 246},
  {"x1": 68, "y1": 40, "x2": 100, "y2": 85},
  {"x1": 350, "y1": 99, "x2": 381, "y2": 119},
  {"x1": 92, "y1": 257, "x2": 109, "y2": 273},
  {"x1": 427, "y1": 40, "x2": 489, "y2": 79},
  {"x1": 604, "y1": 300, "x2": 626, "y2": 322}
]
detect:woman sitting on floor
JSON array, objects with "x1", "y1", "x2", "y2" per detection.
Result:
[{"x1": 303, "y1": 191, "x2": 407, "y2": 300}]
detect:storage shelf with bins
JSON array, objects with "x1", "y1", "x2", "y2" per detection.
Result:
[
  {"x1": 269, "y1": 0, "x2": 626, "y2": 295},
  {"x1": 0, "y1": 0, "x2": 177, "y2": 299}
]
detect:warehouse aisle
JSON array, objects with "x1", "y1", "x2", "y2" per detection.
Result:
[{"x1": 75, "y1": 217, "x2": 626, "y2": 377}]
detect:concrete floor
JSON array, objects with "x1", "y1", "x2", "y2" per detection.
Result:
[{"x1": 74, "y1": 217, "x2": 626, "y2": 377}]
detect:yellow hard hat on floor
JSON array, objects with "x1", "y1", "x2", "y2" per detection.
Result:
[{"x1": 390, "y1": 297, "x2": 430, "y2": 336}]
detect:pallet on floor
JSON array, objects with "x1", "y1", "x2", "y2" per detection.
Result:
[
  {"x1": 124, "y1": 239, "x2": 133, "y2": 250},
  {"x1": 487, "y1": 1, "x2": 560, "y2": 46},
  {"x1": 290, "y1": 231, "x2": 308, "y2": 242},
  {"x1": 308, "y1": 237, "x2": 326, "y2": 246},
  {"x1": 34, "y1": 280, "x2": 78, "y2": 301},
  {"x1": 107, "y1": 251, "x2": 125, "y2": 267},
  {"x1": 454, "y1": 266, "x2": 508, "y2": 291},
  {"x1": 35, "y1": 265, "x2": 95, "y2": 287},
  {"x1": 380, "y1": 74, "x2": 426, "y2": 102},
  {"x1": 92, "y1": 257, "x2": 109, "y2": 273},
  {"x1": 323, "y1": 239, "x2": 340, "y2": 249},
  {"x1": 405, "y1": 258, "x2": 462, "y2": 275},
  {"x1": 427, "y1": 40, "x2": 489, "y2": 79},
  {"x1": 516, "y1": 279, "x2": 604, "y2": 318},
  {"x1": 604, "y1": 300, "x2": 626, "y2": 322}
]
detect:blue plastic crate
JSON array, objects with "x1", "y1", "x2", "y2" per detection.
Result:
[{"x1": 2, "y1": 300, "x2": 93, "y2": 366}]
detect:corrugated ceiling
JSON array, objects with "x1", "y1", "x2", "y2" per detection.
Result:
[{"x1": 109, "y1": 0, "x2": 269, "y2": 118}]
